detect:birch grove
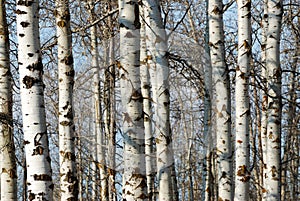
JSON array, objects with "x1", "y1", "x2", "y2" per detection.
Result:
[{"x1": 0, "y1": 0, "x2": 298, "y2": 200}]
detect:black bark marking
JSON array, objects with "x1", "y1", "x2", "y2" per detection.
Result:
[
  {"x1": 130, "y1": 89, "x2": 143, "y2": 102},
  {"x1": 63, "y1": 101, "x2": 70, "y2": 110},
  {"x1": 17, "y1": 0, "x2": 33, "y2": 6},
  {"x1": 60, "y1": 121, "x2": 72, "y2": 126},
  {"x1": 15, "y1": 9, "x2": 27, "y2": 14},
  {"x1": 211, "y1": 5, "x2": 222, "y2": 14},
  {"x1": 61, "y1": 151, "x2": 76, "y2": 161},
  {"x1": 64, "y1": 109, "x2": 73, "y2": 119},
  {"x1": 61, "y1": 55, "x2": 74, "y2": 66},
  {"x1": 22, "y1": 76, "x2": 37, "y2": 89},
  {"x1": 34, "y1": 132, "x2": 45, "y2": 146},
  {"x1": 57, "y1": 21, "x2": 66, "y2": 27},
  {"x1": 43, "y1": 156, "x2": 50, "y2": 165},
  {"x1": 28, "y1": 192, "x2": 35, "y2": 201},
  {"x1": 33, "y1": 174, "x2": 52, "y2": 181},
  {"x1": 2, "y1": 168, "x2": 17, "y2": 178},
  {"x1": 32, "y1": 146, "x2": 44, "y2": 155},
  {"x1": 28, "y1": 53, "x2": 34, "y2": 57},
  {"x1": 20, "y1": 21, "x2": 30, "y2": 28},
  {"x1": 26, "y1": 57, "x2": 43, "y2": 72},
  {"x1": 134, "y1": 3, "x2": 141, "y2": 29},
  {"x1": 49, "y1": 183, "x2": 54, "y2": 190},
  {"x1": 119, "y1": 22, "x2": 128, "y2": 29}
]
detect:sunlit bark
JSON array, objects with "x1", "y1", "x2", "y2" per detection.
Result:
[
  {"x1": 0, "y1": 0, "x2": 17, "y2": 199},
  {"x1": 16, "y1": 0, "x2": 53, "y2": 199},
  {"x1": 208, "y1": 0, "x2": 233, "y2": 200},
  {"x1": 234, "y1": 0, "x2": 251, "y2": 200},
  {"x1": 55, "y1": 0, "x2": 78, "y2": 199},
  {"x1": 119, "y1": 0, "x2": 147, "y2": 199},
  {"x1": 263, "y1": 0, "x2": 283, "y2": 200}
]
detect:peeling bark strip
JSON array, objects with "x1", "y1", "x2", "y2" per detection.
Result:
[
  {"x1": 119, "y1": 0, "x2": 147, "y2": 200},
  {"x1": 208, "y1": 0, "x2": 233, "y2": 200},
  {"x1": 0, "y1": 0, "x2": 17, "y2": 199},
  {"x1": 16, "y1": 0, "x2": 53, "y2": 200},
  {"x1": 56, "y1": 0, "x2": 78, "y2": 199}
]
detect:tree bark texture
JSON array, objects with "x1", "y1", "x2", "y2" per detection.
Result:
[
  {"x1": 16, "y1": 0, "x2": 53, "y2": 200},
  {"x1": 119, "y1": 0, "x2": 147, "y2": 200},
  {"x1": 0, "y1": 0, "x2": 17, "y2": 199}
]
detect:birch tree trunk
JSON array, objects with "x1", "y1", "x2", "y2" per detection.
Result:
[
  {"x1": 234, "y1": 0, "x2": 251, "y2": 200},
  {"x1": 144, "y1": 0, "x2": 174, "y2": 200},
  {"x1": 106, "y1": 3, "x2": 117, "y2": 200},
  {"x1": 288, "y1": 40, "x2": 299, "y2": 201},
  {"x1": 88, "y1": 0, "x2": 108, "y2": 199},
  {"x1": 55, "y1": 0, "x2": 78, "y2": 199},
  {"x1": 140, "y1": 3, "x2": 155, "y2": 200},
  {"x1": 107, "y1": 37, "x2": 117, "y2": 201},
  {"x1": 208, "y1": 0, "x2": 233, "y2": 200},
  {"x1": 107, "y1": 38, "x2": 117, "y2": 201},
  {"x1": 263, "y1": 0, "x2": 283, "y2": 200},
  {"x1": 203, "y1": 0, "x2": 213, "y2": 200},
  {"x1": 0, "y1": 0, "x2": 17, "y2": 199},
  {"x1": 261, "y1": 1, "x2": 268, "y2": 198},
  {"x1": 119, "y1": 0, "x2": 147, "y2": 200},
  {"x1": 16, "y1": 0, "x2": 53, "y2": 200}
]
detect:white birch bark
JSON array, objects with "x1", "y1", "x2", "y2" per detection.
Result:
[
  {"x1": 140, "y1": 4, "x2": 155, "y2": 200},
  {"x1": 234, "y1": 0, "x2": 251, "y2": 200},
  {"x1": 55, "y1": 0, "x2": 78, "y2": 199},
  {"x1": 208, "y1": 0, "x2": 233, "y2": 200},
  {"x1": 203, "y1": 0, "x2": 213, "y2": 200},
  {"x1": 288, "y1": 40, "x2": 299, "y2": 201},
  {"x1": 16, "y1": 0, "x2": 53, "y2": 200},
  {"x1": 261, "y1": 1, "x2": 268, "y2": 197},
  {"x1": 119, "y1": 0, "x2": 147, "y2": 200},
  {"x1": 0, "y1": 1, "x2": 17, "y2": 199},
  {"x1": 107, "y1": 37, "x2": 117, "y2": 201},
  {"x1": 264, "y1": 0, "x2": 283, "y2": 200},
  {"x1": 144, "y1": 0, "x2": 174, "y2": 200},
  {"x1": 88, "y1": 0, "x2": 108, "y2": 198}
]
